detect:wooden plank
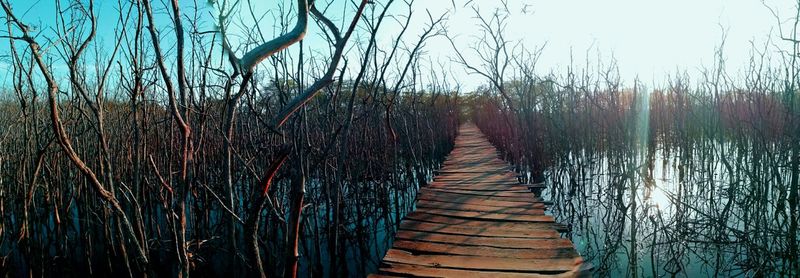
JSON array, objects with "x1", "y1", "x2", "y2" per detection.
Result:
[
  {"x1": 394, "y1": 230, "x2": 572, "y2": 249},
  {"x1": 417, "y1": 194, "x2": 542, "y2": 208},
  {"x1": 404, "y1": 212, "x2": 560, "y2": 231},
  {"x1": 415, "y1": 200, "x2": 545, "y2": 215},
  {"x1": 391, "y1": 240, "x2": 578, "y2": 259},
  {"x1": 378, "y1": 262, "x2": 573, "y2": 278},
  {"x1": 422, "y1": 187, "x2": 534, "y2": 197},
  {"x1": 424, "y1": 186, "x2": 533, "y2": 192},
  {"x1": 414, "y1": 207, "x2": 553, "y2": 222},
  {"x1": 367, "y1": 274, "x2": 403, "y2": 278},
  {"x1": 426, "y1": 183, "x2": 531, "y2": 191},
  {"x1": 418, "y1": 190, "x2": 534, "y2": 203},
  {"x1": 432, "y1": 177, "x2": 520, "y2": 183},
  {"x1": 437, "y1": 169, "x2": 509, "y2": 173},
  {"x1": 382, "y1": 249, "x2": 577, "y2": 273},
  {"x1": 416, "y1": 198, "x2": 544, "y2": 211},
  {"x1": 441, "y1": 163, "x2": 509, "y2": 168},
  {"x1": 434, "y1": 173, "x2": 514, "y2": 178},
  {"x1": 398, "y1": 220, "x2": 558, "y2": 239},
  {"x1": 434, "y1": 170, "x2": 512, "y2": 174},
  {"x1": 430, "y1": 180, "x2": 521, "y2": 186}
]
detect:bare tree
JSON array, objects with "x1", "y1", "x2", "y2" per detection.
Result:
[{"x1": 1, "y1": 0, "x2": 149, "y2": 270}]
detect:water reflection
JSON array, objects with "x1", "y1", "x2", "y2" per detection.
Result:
[
  {"x1": 544, "y1": 143, "x2": 798, "y2": 277},
  {"x1": 294, "y1": 169, "x2": 434, "y2": 277}
]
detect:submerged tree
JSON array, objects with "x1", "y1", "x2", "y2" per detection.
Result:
[{"x1": 0, "y1": 0, "x2": 455, "y2": 276}]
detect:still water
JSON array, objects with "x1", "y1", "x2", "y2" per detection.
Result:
[
  {"x1": 543, "y1": 143, "x2": 798, "y2": 277},
  {"x1": 294, "y1": 142, "x2": 797, "y2": 277}
]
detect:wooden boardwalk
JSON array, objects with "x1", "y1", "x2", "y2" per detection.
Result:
[{"x1": 371, "y1": 124, "x2": 587, "y2": 278}]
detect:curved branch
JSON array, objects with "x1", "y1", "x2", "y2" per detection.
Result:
[
  {"x1": 310, "y1": 2, "x2": 341, "y2": 42},
  {"x1": 272, "y1": 0, "x2": 370, "y2": 128},
  {"x1": 239, "y1": 0, "x2": 309, "y2": 73}
]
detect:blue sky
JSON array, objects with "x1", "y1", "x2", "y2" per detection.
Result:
[{"x1": 1, "y1": 0, "x2": 797, "y2": 91}]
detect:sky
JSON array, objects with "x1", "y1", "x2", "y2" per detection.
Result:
[
  {"x1": 412, "y1": 0, "x2": 798, "y2": 89},
  {"x1": 1, "y1": 0, "x2": 798, "y2": 91}
]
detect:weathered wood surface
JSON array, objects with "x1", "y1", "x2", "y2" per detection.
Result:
[{"x1": 371, "y1": 123, "x2": 587, "y2": 277}]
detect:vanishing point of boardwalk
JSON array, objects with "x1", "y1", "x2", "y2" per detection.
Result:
[{"x1": 371, "y1": 124, "x2": 589, "y2": 277}]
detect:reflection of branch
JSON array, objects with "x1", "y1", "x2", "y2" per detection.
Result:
[
  {"x1": 246, "y1": 146, "x2": 291, "y2": 278},
  {"x1": 660, "y1": 188, "x2": 746, "y2": 236}
]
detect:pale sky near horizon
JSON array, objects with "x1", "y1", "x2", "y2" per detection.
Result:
[
  {"x1": 1, "y1": 0, "x2": 798, "y2": 91},
  {"x1": 413, "y1": 0, "x2": 797, "y2": 89}
]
